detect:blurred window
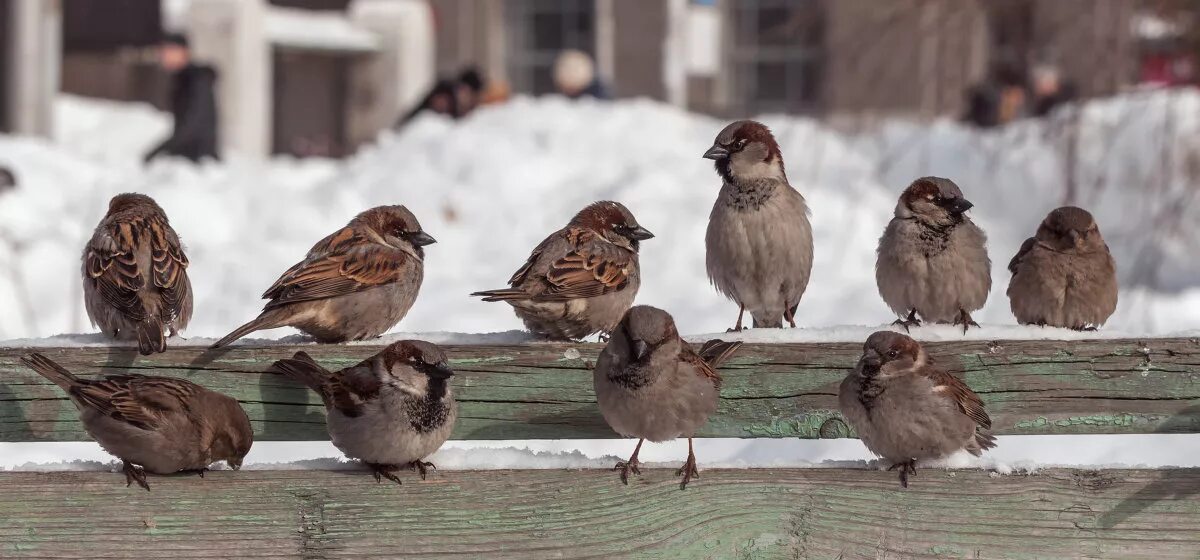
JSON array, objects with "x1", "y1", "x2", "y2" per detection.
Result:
[
  {"x1": 507, "y1": 0, "x2": 596, "y2": 95},
  {"x1": 728, "y1": 0, "x2": 823, "y2": 115}
]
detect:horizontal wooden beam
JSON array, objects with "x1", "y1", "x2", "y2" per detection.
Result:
[
  {"x1": 1, "y1": 468, "x2": 1197, "y2": 559},
  {"x1": 1, "y1": 338, "x2": 1198, "y2": 442}
]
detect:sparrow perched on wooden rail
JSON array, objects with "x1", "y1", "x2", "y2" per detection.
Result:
[
  {"x1": 703, "y1": 120, "x2": 813, "y2": 331},
  {"x1": 593, "y1": 305, "x2": 742, "y2": 489},
  {"x1": 212, "y1": 205, "x2": 435, "y2": 347},
  {"x1": 472, "y1": 200, "x2": 653, "y2": 341},
  {"x1": 876, "y1": 177, "x2": 991, "y2": 333},
  {"x1": 82, "y1": 193, "x2": 192, "y2": 355},
  {"x1": 1008, "y1": 206, "x2": 1118, "y2": 330},
  {"x1": 269, "y1": 340, "x2": 457, "y2": 485},
  {"x1": 20, "y1": 352, "x2": 253, "y2": 490},
  {"x1": 837, "y1": 331, "x2": 996, "y2": 487}
]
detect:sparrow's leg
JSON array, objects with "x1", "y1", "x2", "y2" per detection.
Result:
[
  {"x1": 168, "y1": 326, "x2": 179, "y2": 338},
  {"x1": 727, "y1": 305, "x2": 746, "y2": 333},
  {"x1": 887, "y1": 460, "x2": 917, "y2": 488},
  {"x1": 598, "y1": 332, "x2": 611, "y2": 343},
  {"x1": 675, "y1": 438, "x2": 701, "y2": 490},
  {"x1": 178, "y1": 467, "x2": 208, "y2": 478},
  {"x1": 613, "y1": 439, "x2": 644, "y2": 485},
  {"x1": 366, "y1": 462, "x2": 403, "y2": 485},
  {"x1": 891, "y1": 309, "x2": 921, "y2": 333},
  {"x1": 953, "y1": 309, "x2": 981, "y2": 334},
  {"x1": 406, "y1": 460, "x2": 437, "y2": 480},
  {"x1": 1071, "y1": 325, "x2": 1098, "y2": 332},
  {"x1": 784, "y1": 304, "x2": 798, "y2": 329},
  {"x1": 123, "y1": 461, "x2": 151, "y2": 491}
]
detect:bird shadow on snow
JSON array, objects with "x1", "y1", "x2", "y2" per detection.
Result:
[{"x1": 1097, "y1": 405, "x2": 1200, "y2": 529}]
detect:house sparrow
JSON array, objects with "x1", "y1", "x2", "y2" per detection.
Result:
[
  {"x1": 212, "y1": 205, "x2": 435, "y2": 347},
  {"x1": 268, "y1": 340, "x2": 457, "y2": 484},
  {"x1": 703, "y1": 120, "x2": 813, "y2": 330},
  {"x1": 593, "y1": 305, "x2": 742, "y2": 489},
  {"x1": 471, "y1": 201, "x2": 654, "y2": 340},
  {"x1": 876, "y1": 177, "x2": 991, "y2": 333},
  {"x1": 837, "y1": 331, "x2": 996, "y2": 487},
  {"x1": 20, "y1": 352, "x2": 253, "y2": 490},
  {"x1": 83, "y1": 193, "x2": 193, "y2": 355},
  {"x1": 1008, "y1": 206, "x2": 1118, "y2": 329}
]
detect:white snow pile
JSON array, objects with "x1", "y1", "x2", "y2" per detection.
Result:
[{"x1": 3, "y1": 92, "x2": 1200, "y2": 343}]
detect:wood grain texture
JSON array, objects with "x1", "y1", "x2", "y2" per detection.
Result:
[
  {"x1": 0, "y1": 468, "x2": 1197, "y2": 559},
  {"x1": 1, "y1": 338, "x2": 1198, "y2": 442}
]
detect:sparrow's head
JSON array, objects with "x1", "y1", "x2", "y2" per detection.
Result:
[
  {"x1": 855, "y1": 331, "x2": 927, "y2": 379},
  {"x1": 106, "y1": 193, "x2": 166, "y2": 219},
  {"x1": 357, "y1": 205, "x2": 437, "y2": 258},
  {"x1": 1036, "y1": 206, "x2": 1105, "y2": 253},
  {"x1": 569, "y1": 201, "x2": 654, "y2": 251},
  {"x1": 897, "y1": 177, "x2": 974, "y2": 226},
  {"x1": 209, "y1": 399, "x2": 254, "y2": 471},
  {"x1": 703, "y1": 120, "x2": 785, "y2": 184},
  {"x1": 378, "y1": 339, "x2": 455, "y2": 399},
  {"x1": 615, "y1": 305, "x2": 679, "y2": 362}
]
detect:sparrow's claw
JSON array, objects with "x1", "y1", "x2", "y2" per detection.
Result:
[
  {"x1": 407, "y1": 460, "x2": 437, "y2": 480},
  {"x1": 891, "y1": 310, "x2": 922, "y2": 333},
  {"x1": 123, "y1": 461, "x2": 151, "y2": 491},
  {"x1": 675, "y1": 457, "x2": 700, "y2": 490},
  {"x1": 367, "y1": 462, "x2": 403, "y2": 485},
  {"x1": 887, "y1": 460, "x2": 918, "y2": 488},
  {"x1": 613, "y1": 460, "x2": 642, "y2": 485},
  {"x1": 953, "y1": 309, "x2": 980, "y2": 334}
]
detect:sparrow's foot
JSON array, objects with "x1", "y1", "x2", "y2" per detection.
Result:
[
  {"x1": 728, "y1": 304, "x2": 746, "y2": 333},
  {"x1": 598, "y1": 332, "x2": 611, "y2": 343},
  {"x1": 180, "y1": 467, "x2": 208, "y2": 479},
  {"x1": 613, "y1": 438, "x2": 645, "y2": 486},
  {"x1": 784, "y1": 305, "x2": 798, "y2": 329},
  {"x1": 407, "y1": 460, "x2": 437, "y2": 480},
  {"x1": 1071, "y1": 325, "x2": 1098, "y2": 332},
  {"x1": 675, "y1": 450, "x2": 701, "y2": 490},
  {"x1": 367, "y1": 462, "x2": 403, "y2": 485},
  {"x1": 953, "y1": 309, "x2": 980, "y2": 334},
  {"x1": 123, "y1": 461, "x2": 151, "y2": 491},
  {"x1": 887, "y1": 460, "x2": 918, "y2": 488},
  {"x1": 891, "y1": 310, "x2": 922, "y2": 333}
]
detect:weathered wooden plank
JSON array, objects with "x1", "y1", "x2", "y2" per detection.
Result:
[
  {"x1": 1, "y1": 338, "x2": 1198, "y2": 442},
  {"x1": 0, "y1": 468, "x2": 1197, "y2": 559}
]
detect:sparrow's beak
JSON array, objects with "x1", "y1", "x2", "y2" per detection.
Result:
[
  {"x1": 947, "y1": 198, "x2": 974, "y2": 215},
  {"x1": 702, "y1": 144, "x2": 729, "y2": 160},
  {"x1": 1068, "y1": 229, "x2": 1083, "y2": 247},
  {"x1": 858, "y1": 350, "x2": 882, "y2": 377},
  {"x1": 631, "y1": 338, "x2": 650, "y2": 361},
  {"x1": 627, "y1": 225, "x2": 655, "y2": 241},
  {"x1": 410, "y1": 231, "x2": 437, "y2": 246},
  {"x1": 428, "y1": 362, "x2": 456, "y2": 380}
]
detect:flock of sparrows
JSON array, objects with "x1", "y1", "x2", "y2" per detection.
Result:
[{"x1": 18, "y1": 120, "x2": 1118, "y2": 489}]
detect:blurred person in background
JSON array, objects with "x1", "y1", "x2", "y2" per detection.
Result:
[
  {"x1": 553, "y1": 50, "x2": 610, "y2": 100},
  {"x1": 397, "y1": 67, "x2": 505, "y2": 128},
  {"x1": 0, "y1": 166, "x2": 15, "y2": 196},
  {"x1": 963, "y1": 62, "x2": 1027, "y2": 128},
  {"x1": 1029, "y1": 63, "x2": 1076, "y2": 117},
  {"x1": 454, "y1": 67, "x2": 486, "y2": 117},
  {"x1": 144, "y1": 33, "x2": 220, "y2": 163}
]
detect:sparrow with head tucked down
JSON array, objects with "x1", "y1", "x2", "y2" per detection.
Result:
[
  {"x1": 83, "y1": 193, "x2": 192, "y2": 355},
  {"x1": 1008, "y1": 206, "x2": 1117, "y2": 330},
  {"x1": 837, "y1": 331, "x2": 996, "y2": 487},
  {"x1": 472, "y1": 200, "x2": 653, "y2": 341},
  {"x1": 212, "y1": 205, "x2": 435, "y2": 347},
  {"x1": 593, "y1": 305, "x2": 742, "y2": 489},
  {"x1": 703, "y1": 120, "x2": 813, "y2": 331},
  {"x1": 876, "y1": 177, "x2": 991, "y2": 333},
  {"x1": 20, "y1": 352, "x2": 253, "y2": 490},
  {"x1": 269, "y1": 340, "x2": 457, "y2": 484}
]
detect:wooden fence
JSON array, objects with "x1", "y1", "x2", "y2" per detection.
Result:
[{"x1": 2, "y1": 338, "x2": 1199, "y2": 558}]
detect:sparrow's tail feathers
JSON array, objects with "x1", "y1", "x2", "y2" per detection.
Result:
[
  {"x1": 20, "y1": 352, "x2": 81, "y2": 391},
  {"x1": 267, "y1": 351, "x2": 330, "y2": 395},
  {"x1": 697, "y1": 339, "x2": 744, "y2": 368},
  {"x1": 135, "y1": 318, "x2": 167, "y2": 355},
  {"x1": 211, "y1": 310, "x2": 288, "y2": 349},
  {"x1": 970, "y1": 430, "x2": 998, "y2": 455},
  {"x1": 471, "y1": 288, "x2": 529, "y2": 302}
]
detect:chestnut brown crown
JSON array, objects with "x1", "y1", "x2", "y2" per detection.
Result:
[
  {"x1": 354, "y1": 205, "x2": 437, "y2": 249},
  {"x1": 856, "y1": 330, "x2": 925, "y2": 378},
  {"x1": 569, "y1": 200, "x2": 655, "y2": 246}
]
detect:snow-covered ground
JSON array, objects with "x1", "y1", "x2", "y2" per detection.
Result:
[{"x1": 1, "y1": 92, "x2": 1198, "y2": 471}]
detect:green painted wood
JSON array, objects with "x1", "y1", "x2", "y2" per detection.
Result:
[
  {"x1": 0, "y1": 468, "x2": 1197, "y2": 559},
  {"x1": 1, "y1": 338, "x2": 1198, "y2": 442}
]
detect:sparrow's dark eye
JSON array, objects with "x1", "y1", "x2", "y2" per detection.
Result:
[
  {"x1": 887, "y1": 349, "x2": 899, "y2": 359},
  {"x1": 734, "y1": 139, "x2": 747, "y2": 150}
]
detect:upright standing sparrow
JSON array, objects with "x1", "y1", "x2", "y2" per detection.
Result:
[
  {"x1": 593, "y1": 305, "x2": 742, "y2": 489},
  {"x1": 20, "y1": 352, "x2": 253, "y2": 490},
  {"x1": 1008, "y1": 206, "x2": 1118, "y2": 329},
  {"x1": 837, "y1": 331, "x2": 996, "y2": 487},
  {"x1": 83, "y1": 193, "x2": 193, "y2": 355},
  {"x1": 703, "y1": 120, "x2": 813, "y2": 330},
  {"x1": 472, "y1": 201, "x2": 653, "y2": 340},
  {"x1": 876, "y1": 177, "x2": 991, "y2": 333},
  {"x1": 212, "y1": 206, "x2": 435, "y2": 347},
  {"x1": 269, "y1": 340, "x2": 457, "y2": 484}
]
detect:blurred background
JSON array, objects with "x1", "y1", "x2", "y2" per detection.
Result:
[{"x1": 1, "y1": 0, "x2": 1200, "y2": 341}]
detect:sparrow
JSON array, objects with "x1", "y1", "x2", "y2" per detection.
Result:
[
  {"x1": 471, "y1": 200, "x2": 654, "y2": 340},
  {"x1": 82, "y1": 193, "x2": 193, "y2": 355},
  {"x1": 876, "y1": 177, "x2": 991, "y2": 333},
  {"x1": 268, "y1": 340, "x2": 457, "y2": 484},
  {"x1": 212, "y1": 205, "x2": 435, "y2": 347},
  {"x1": 1008, "y1": 206, "x2": 1118, "y2": 329},
  {"x1": 593, "y1": 305, "x2": 742, "y2": 489},
  {"x1": 837, "y1": 331, "x2": 996, "y2": 488},
  {"x1": 703, "y1": 120, "x2": 813, "y2": 330},
  {"x1": 20, "y1": 352, "x2": 253, "y2": 490}
]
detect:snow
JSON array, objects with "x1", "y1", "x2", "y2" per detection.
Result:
[{"x1": 265, "y1": 7, "x2": 382, "y2": 53}]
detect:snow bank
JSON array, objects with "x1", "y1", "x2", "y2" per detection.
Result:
[{"x1": 2, "y1": 92, "x2": 1199, "y2": 343}]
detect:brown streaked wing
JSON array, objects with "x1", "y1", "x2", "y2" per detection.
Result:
[
  {"x1": 262, "y1": 235, "x2": 409, "y2": 310},
  {"x1": 921, "y1": 367, "x2": 992, "y2": 430},
  {"x1": 325, "y1": 364, "x2": 383, "y2": 417},
  {"x1": 71, "y1": 375, "x2": 197, "y2": 431},
  {"x1": 537, "y1": 237, "x2": 633, "y2": 301},
  {"x1": 84, "y1": 221, "x2": 148, "y2": 321}
]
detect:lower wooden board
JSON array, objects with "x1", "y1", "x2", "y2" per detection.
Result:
[{"x1": 1, "y1": 468, "x2": 1198, "y2": 559}]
